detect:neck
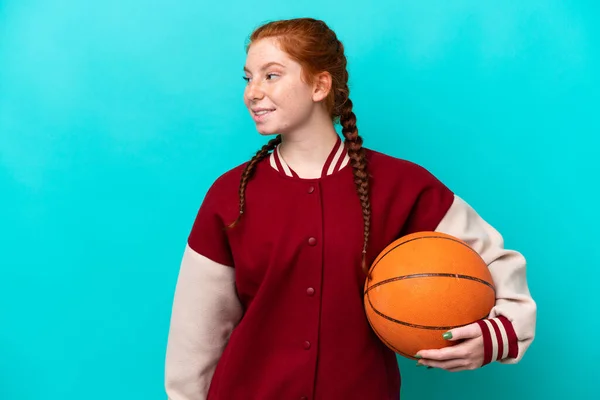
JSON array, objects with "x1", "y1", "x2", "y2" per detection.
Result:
[{"x1": 278, "y1": 115, "x2": 339, "y2": 179}]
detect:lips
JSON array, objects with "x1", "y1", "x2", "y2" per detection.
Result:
[
  {"x1": 252, "y1": 108, "x2": 275, "y2": 114},
  {"x1": 251, "y1": 108, "x2": 275, "y2": 122}
]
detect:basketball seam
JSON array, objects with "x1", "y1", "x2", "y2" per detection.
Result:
[
  {"x1": 366, "y1": 288, "x2": 490, "y2": 330},
  {"x1": 366, "y1": 297, "x2": 417, "y2": 359},
  {"x1": 370, "y1": 235, "x2": 486, "y2": 273},
  {"x1": 365, "y1": 273, "x2": 496, "y2": 294}
]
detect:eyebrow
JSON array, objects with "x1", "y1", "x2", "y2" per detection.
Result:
[{"x1": 243, "y1": 61, "x2": 286, "y2": 73}]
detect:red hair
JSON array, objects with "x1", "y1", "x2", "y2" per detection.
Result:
[{"x1": 231, "y1": 18, "x2": 371, "y2": 273}]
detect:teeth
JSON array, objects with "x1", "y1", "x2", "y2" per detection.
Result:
[{"x1": 255, "y1": 110, "x2": 273, "y2": 115}]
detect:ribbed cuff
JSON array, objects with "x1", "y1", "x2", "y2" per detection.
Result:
[{"x1": 476, "y1": 316, "x2": 518, "y2": 365}]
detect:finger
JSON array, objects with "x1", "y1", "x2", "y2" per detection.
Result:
[
  {"x1": 416, "y1": 341, "x2": 471, "y2": 361},
  {"x1": 417, "y1": 358, "x2": 469, "y2": 371},
  {"x1": 442, "y1": 322, "x2": 482, "y2": 342}
]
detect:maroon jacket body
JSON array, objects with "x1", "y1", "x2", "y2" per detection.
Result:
[{"x1": 165, "y1": 137, "x2": 536, "y2": 400}]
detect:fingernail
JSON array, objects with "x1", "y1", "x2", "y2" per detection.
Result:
[
  {"x1": 442, "y1": 331, "x2": 452, "y2": 340},
  {"x1": 414, "y1": 354, "x2": 422, "y2": 359},
  {"x1": 416, "y1": 362, "x2": 425, "y2": 367}
]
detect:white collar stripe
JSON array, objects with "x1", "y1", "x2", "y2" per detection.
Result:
[
  {"x1": 339, "y1": 154, "x2": 350, "y2": 169},
  {"x1": 269, "y1": 152, "x2": 278, "y2": 171},
  {"x1": 275, "y1": 146, "x2": 294, "y2": 177},
  {"x1": 326, "y1": 140, "x2": 345, "y2": 176},
  {"x1": 267, "y1": 139, "x2": 351, "y2": 178}
]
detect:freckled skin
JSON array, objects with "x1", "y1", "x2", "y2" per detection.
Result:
[{"x1": 243, "y1": 38, "x2": 323, "y2": 137}]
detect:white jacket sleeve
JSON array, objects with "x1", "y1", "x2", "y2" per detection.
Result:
[
  {"x1": 435, "y1": 195, "x2": 537, "y2": 364},
  {"x1": 165, "y1": 244, "x2": 243, "y2": 399}
]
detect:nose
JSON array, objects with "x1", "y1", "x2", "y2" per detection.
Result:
[{"x1": 245, "y1": 80, "x2": 265, "y2": 102}]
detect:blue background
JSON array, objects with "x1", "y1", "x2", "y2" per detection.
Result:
[{"x1": 1, "y1": 1, "x2": 598, "y2": 399}]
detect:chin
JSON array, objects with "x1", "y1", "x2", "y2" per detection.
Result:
[{"x1": 255, "y1": 126, "x2": 282, "y2": 136}]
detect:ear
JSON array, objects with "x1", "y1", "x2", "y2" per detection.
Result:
[{"x1": 312, "y1": 71, "x2": 332, "y2": 102}]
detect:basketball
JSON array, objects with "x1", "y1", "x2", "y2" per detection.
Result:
[{"x1": 363, "y1": 231, "x2": 496, "y2": 360}]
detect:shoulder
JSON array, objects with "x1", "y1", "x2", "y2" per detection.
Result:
[
  {"x1": 186, "y1": 162, "x2": 247, "y2": 234},
  {"x1": 364, "y1": 148, "x2": 450, "y2": 189},
  {"x1": 201, "y1": 162, "x2": 247, "y2": 205},
  {"x1": 211, "y1": 161, "x2": 247, "y2": 190},
  {"x1": 186, "y1": 162, "x2": 249, "y2": 265},
  {"x1": 364, "y1": 148, "x2": 456, "y2": 234},
  {"x1": 365, "y1": 147, "x2": 430, "y2": 173}
]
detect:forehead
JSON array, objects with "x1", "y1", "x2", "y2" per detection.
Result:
[{"x1": 244, "y1": 38, "x2": 294, "y2": 71}]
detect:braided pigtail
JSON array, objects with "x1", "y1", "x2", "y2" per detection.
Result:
[
  {"x1": 339, "y1": 94, "x2": 371, "y2": 274},
  {"x1": 227, "y1": 135, "x2": 282, "y2": 229}
]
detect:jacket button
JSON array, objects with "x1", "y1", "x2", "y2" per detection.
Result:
[
  {"x1": 307, "y1": 186, "x2": 315, "y2": 194},
  {"x1": 303, "y1": 341, "x2": 311, "y2": 350},
  {"x1": 308, "y1": 237, "x2": 317, "y2": 246},
  {"x1": 306, "y1": 287, "x2": 315, "y2": 296}
]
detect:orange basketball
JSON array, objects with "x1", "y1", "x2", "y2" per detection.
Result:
[{"x1": 363, "y1": 231, "x2": 496, "y2": 360}]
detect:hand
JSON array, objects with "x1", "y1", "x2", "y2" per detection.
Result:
[{"x1": 415, "y1": 322, "x2": 484, "y2": 372}]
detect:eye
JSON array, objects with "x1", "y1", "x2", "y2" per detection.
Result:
[
  {"x1": 266, "y1": 73, "x2": 280, "y2": 80},
  {"x1": 242, "y1": 76, "x2": 251, "y2": 84}
]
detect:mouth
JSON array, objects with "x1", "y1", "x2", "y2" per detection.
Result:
[{"x1": 252, "y1": 108, "x2": 276, "y2": 122}]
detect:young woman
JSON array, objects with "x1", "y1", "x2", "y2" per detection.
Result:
[{"x1": 164, "y1": 18, "x2": 536, "y2": 400}]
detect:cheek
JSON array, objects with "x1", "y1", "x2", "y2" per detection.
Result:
[{"x1": 281, "y1": 85, "x2": 312, "y2": 113}]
